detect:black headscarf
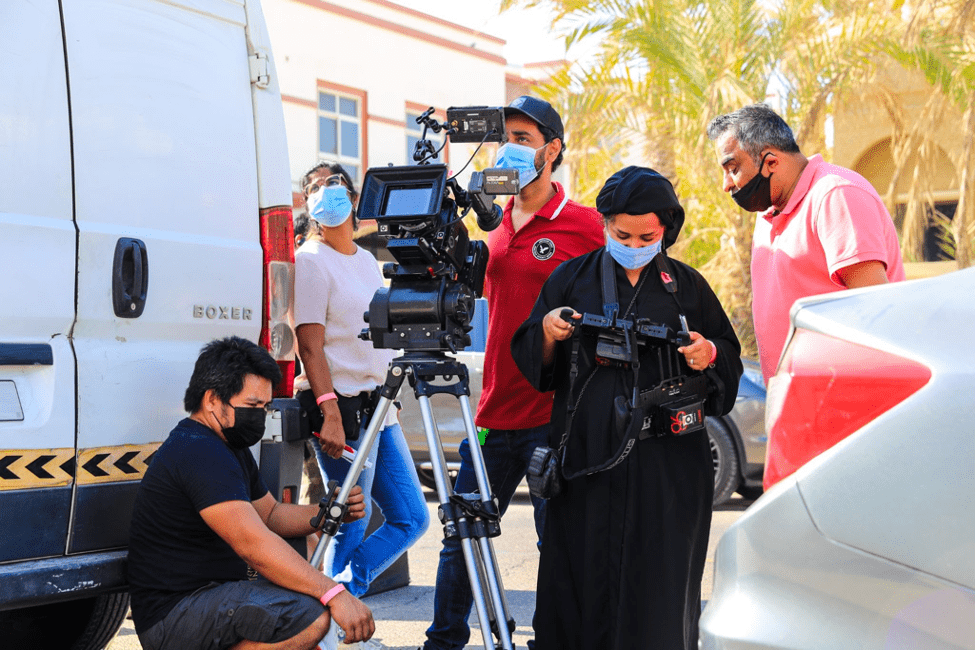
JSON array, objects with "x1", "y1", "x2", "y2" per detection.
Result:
[{"x1": 595, "y1": 166, "x2": 685, "y2": 250}]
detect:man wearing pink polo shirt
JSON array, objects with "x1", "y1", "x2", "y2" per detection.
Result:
[{"x1": 707, "y1": 104, "x2": 905, "y2": 383}]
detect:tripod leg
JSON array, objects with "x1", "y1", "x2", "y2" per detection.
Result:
[
  {"x1": 416, "y1": 395, "x2": 500, "y2": 650},
  {"x1": 457, "y1": 395, "x2": 494, "y2": 501},
  {"x1": 457, "y1": 395, "x2": 515, "y2": 649},
  {"x1": 416, "y1": 393, "x2": 457, "y2": 501},
  {"x1": 469, "y1": 540, "x2": 507, "y2": 641},
  {"x1": 310, "y1": 393, "x2": 397, "y2": 571},
  {"x1": 460, "y1": 539, "x2": 501, "y2": 650}
]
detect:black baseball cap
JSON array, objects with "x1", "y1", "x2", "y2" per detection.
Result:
[{"x1": 504, "y1": 96, "x2": 564, "y2": 143}]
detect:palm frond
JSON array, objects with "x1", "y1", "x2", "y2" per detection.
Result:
[{"x1": 518, "y1": 0, "x2": 973, "y2": 350}]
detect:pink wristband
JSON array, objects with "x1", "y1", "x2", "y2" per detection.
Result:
[
  {"x1": 707, "y1": 341, "x2": 718, "y2": 365},
  {"x1": 316, "y1": 392, "x2": 337, "y2": 405},
  {"x1": 320, "y1": 583, "x2": 345, "y2": 607}
]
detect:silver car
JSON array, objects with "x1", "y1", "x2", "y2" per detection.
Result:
[
  {"x1": 700, "y1": 268, "x2": 975, "y2": 649},
  {"x1": 398, "y1": 349, "x2": 767, "y2": 507}
]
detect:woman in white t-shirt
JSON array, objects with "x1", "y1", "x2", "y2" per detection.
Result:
[{"x1": 294, "y1": 162, "x2": 428, "y2": 598}]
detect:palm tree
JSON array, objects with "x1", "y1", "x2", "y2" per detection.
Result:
[
  {"x1": 877, "y1": 0, "x2": 974, "y2": 265},
  {"x1": 502, "y1": 0, "x2": 974, "y2": 356}
]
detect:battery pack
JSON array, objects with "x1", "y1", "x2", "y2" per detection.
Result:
[{"x1": 662, "y1": 398, "x2": 706, "y2": 436}]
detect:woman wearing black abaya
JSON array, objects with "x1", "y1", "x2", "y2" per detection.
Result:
[{"x1": 511, "y1": 167, "x2": 742, "y2": 650}]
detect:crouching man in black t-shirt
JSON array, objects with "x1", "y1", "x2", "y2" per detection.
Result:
[{"x1": 128, "y1": 336, "x2": 375, "y2": 650}]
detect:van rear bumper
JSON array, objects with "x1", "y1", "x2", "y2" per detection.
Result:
[{"x1": 0, "y1": 551, "x2": 127, "y2": 611}]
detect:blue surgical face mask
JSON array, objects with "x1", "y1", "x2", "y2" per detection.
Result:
[
  {"x1": 494, "y1": 142, "x2": 545, "y2": 190},
  {"x1": 308, "y1": 185, "x2": 353, "y2": 227},
  {"x1": 605, "y1": 233, "x2": 663, "y2": 270}
]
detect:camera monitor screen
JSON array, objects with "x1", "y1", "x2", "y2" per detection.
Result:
[
  {"x1": 383, "y1": 186, "x2": 436, "y2": 216},
  {"x1": 358, "y1": 164, "x2": 447, "y2": 223}
]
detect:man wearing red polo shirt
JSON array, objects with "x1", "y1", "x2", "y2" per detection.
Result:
[{"x1": 422, "y1": 96, "x2": 604, "y2": 650}]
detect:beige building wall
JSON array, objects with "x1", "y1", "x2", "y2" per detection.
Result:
[
  {"x1": 832, "y1": 64, "x2": 966, "y2": 275},
  {"x1": 263, "y1": 0, "x2": 588, "y2": 234},
  {"x1": 834, "y1": 65, "x2": 962, "y2": 198},
  {"x1": 263, "y1": 0, "x2": 509, "y2": 205}
]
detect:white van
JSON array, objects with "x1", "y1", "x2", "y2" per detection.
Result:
[{"x1": 0, "y1": 1, "x2": 303, "y2": 647}]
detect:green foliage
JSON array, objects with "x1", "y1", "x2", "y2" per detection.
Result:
[{"x1": 502, "y1": 0, "x2": 975, "y2": 356}]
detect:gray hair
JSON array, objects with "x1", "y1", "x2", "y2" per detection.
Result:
[{"x1": 707, "y1": 104, "x2": 800, "y2": 164}]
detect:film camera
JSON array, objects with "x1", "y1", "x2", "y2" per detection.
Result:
[{"x1": 358, "y1": 106, "x2": 518, "y2": 352}]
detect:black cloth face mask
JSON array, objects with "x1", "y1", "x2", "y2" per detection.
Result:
[
  {"x1": 731, "y1": 152, "x2": 773, "y2": 212},
  {"x1": 219, "y1": 405, "x2": 267, "y2": 449}
]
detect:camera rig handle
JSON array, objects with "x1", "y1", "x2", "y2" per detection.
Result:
[
  {"x1": 676, "y1": 315, "x2": 692, "y2": 348},
  {"x1": 462, "y1": 173, "x2": 504, "y2": 232},
  {"x1": 559, "y1": 308, "x2": 577, "y2": 328}
]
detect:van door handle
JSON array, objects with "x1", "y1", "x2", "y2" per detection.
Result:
[
  {"x1": 0, "y1": 343, "x2": 54, "y2": 365},
  {"x1": 112, "y1": 238, "x2": 149, "y2": 318}
]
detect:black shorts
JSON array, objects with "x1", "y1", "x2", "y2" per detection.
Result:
[{"x1": 137, "y1": 580, "x2": 324, "y2": 650}]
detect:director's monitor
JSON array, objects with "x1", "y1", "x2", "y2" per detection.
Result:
[
  {"x1": 357, "y1": 164, "x2": 448, "y2": 229},
  {"x1": 445, "y1": 106, "x2": 506, "y2": 144}
]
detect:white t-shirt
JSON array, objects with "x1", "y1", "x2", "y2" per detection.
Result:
[{"x1": 293, "y1": 240, "x2": 396, "y2": 397}]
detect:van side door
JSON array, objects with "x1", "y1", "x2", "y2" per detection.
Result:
[
  {"x1": 62, "y1": 0, "x2": 264, "y2": 554},
  {"x1": 0, "y1": 1, "x2": 78, "y2": 563}
]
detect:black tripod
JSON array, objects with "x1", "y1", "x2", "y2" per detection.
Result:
[{"x1": 309, "y1": 351, "x2": 516, "y2": 650}]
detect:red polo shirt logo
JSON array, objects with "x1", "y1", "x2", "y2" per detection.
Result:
[{"x1": 532, "y1": 238, "x2": 556, "y2": 260}]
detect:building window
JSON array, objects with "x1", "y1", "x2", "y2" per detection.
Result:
[
  {"x1": 406, "y1": 110, "x2": 445, "y2": 165},
  {"x1": 318, "y1": 90, "x2": 362, "y2": 181}
]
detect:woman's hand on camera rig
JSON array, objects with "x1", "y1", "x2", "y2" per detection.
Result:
[
  {"x1": 541, "y1": 307, "x2": 580, "y2": 368},
  {"x1": 543, "y1": 306, "x2": 580, "y2": 344},
  {"x1": 678, "y1": 331, "x2": 716, "y2": 371}
]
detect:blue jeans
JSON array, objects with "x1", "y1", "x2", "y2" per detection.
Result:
[
  {"x1": 424, "y1": 425, "x2": 549, "y2": 650},
  {"x1": 314, "y1": 422, "x2": 429, "y2": 598}
]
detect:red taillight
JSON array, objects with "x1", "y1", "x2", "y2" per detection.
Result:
[
  {"x1": 763, "y1": 329, "x2": 931, "y2": 490},
  {"x1": 259, "y1": 205, "x2": 295, "y2": 397}
]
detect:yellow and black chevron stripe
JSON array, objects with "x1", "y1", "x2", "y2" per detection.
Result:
[
  {"x1": 0, "y1": 448, "x2": 75, "y2": 490},
  {"x1": 0, "y1": 443, "x2": 161, "y2": 490},
  {"x1": 77, "y1": 444, "x2": 161, "y2": 485}
]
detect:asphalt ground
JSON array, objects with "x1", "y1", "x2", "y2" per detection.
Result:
[{"x1": 107, "y1": 485, "x2": 752, "y2": 650}]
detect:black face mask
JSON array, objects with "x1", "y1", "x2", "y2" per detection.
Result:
[
  {"x1": 218, "y1": 406, "x2": 267, "y2": 449},
  {"x1": 731, "y1": 152, "x2": 773, "y2": 212}
]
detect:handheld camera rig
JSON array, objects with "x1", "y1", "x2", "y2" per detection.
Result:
[{"x1": 573, "y1": 310, "x2": 691, "y2": 368}]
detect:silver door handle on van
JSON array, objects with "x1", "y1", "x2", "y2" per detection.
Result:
[{"x1": 112, "y1": 238, "x2": 149, "y2": 318}]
